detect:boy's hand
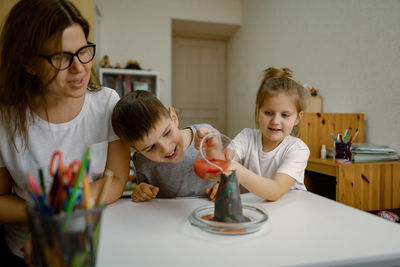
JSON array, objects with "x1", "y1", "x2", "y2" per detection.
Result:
[
  {"x1": 131, "y1": 183, "x2": 159, "y2": 202},
  {"x1": 195, "y1": 128, "x2": 224, "y2": 160},
  {"x1": 201, "y1": 172, "x2": 221, "y2": 181},
  {"x1": 205, "y1": 182, "x2": 219, "y2": 201},
  {"x1": 194, "y1": 127, "x2": 213, "y2": 150}
]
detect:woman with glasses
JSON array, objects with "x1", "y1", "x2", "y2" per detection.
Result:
[{"x1": 0, "y1": 0, "x2": 130, "y2": 265}]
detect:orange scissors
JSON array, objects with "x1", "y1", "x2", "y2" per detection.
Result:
[
  {"x1": 49, "y1": 151, "x2": 81, "y2": 180},
  {"x1": 49, "y1": 151, "x2": 82, "y2": 212},
  {"x1": 49, "y1": 150, "x2": 62, "y2": 178}
]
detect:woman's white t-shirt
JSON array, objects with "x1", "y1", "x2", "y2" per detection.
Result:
[
  {"x1": 230, "y1": 128, "x2": 310, "y2": 190},
  {"x1": 0, "y1": 87, "x2": 119, "y2": 257}
]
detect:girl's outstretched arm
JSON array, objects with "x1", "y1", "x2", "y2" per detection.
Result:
[{"x1": 230, "y1": 161, "x2": 296, "y2": 201}]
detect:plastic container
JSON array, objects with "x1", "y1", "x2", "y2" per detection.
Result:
[{"x1": 320, "y1": 144, "x2": 327, "y2": 159}]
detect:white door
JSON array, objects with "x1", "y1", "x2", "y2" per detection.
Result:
[{"x1": 172, "y1": 37, "x2": 226, "y2": 133}]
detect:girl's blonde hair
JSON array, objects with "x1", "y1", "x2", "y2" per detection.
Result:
[{"x1": 255, "y1": 67, "x2": 309, "y2": 133}]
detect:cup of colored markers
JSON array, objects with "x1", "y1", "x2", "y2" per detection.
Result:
[
  {"x1": 334, "y1": 142, "x2": 352, "y2": 162},
  {"x1": 26, "y1": 204, "x2": 105, "y2": 267},
  {"x1": 25, "y1": 147, "x2": 114, "y2": 267},
  {"x1": 331, "y1": 129, "x2": 357, "y2": 164}
]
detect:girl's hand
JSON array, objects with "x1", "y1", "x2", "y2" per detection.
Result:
[
  {"x1": 131, "y1": 183, "x2": 159, "y2": 202},
  {"x1": 227, "y1": 158, "x2": 242, "y2": 172},
  {"x1": 225, "y1": 147, "x2": 239, "y2": 162},
  {"x1": 205, "y1": 182, "x2": 219, "y2": 201}
]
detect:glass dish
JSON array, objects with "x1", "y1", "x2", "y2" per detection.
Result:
[{"x1": 189, "y1": 204, "x2": 268, "y2": 235}]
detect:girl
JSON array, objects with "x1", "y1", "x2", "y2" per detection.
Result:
[
  {"x1": 0, "y1": 0, "x2": 130, "y2": 265},
  {"x1": 196, "y1": 67, "x2": 310, "y2": 201}
]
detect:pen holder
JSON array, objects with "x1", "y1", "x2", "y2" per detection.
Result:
[
  {"x1": 26, "y1": 205, "x2": 105, "y2": 267},
  {"x1": 334, "y1": 142, "x2": 352, "y2": 162}
]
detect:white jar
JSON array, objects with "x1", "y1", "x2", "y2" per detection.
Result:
[{"x1": 320, "y1": 144, "x2": 327, "y2": 159}]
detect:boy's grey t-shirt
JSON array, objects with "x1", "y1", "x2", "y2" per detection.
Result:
[{"x1": 133, "y1": 124, "x2": 217, "y2": 198}]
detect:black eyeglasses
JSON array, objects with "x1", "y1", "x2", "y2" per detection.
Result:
[{"x1": 39, "y1": 43, "x2": 96, "y2": 70}]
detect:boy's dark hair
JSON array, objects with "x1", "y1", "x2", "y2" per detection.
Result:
[{"x1": 112, "y1": 91, "x2": 170, "y2": 144}]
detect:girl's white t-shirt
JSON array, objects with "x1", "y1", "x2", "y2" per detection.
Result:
[
  {"x1": 230, "y1": 128, "x2": 310, "y2": 190},
  {"x1": 0, "y1": 87, "x2": 119, "y2": 257}
]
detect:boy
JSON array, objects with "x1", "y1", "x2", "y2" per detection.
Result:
[{"x1": 112, "y1": 90, "x2": 217, "y2": 202}]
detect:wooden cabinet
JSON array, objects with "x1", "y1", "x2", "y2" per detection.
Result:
[
  {"x1": 307, "y1": 158, "x2": 400, "y2": 211},
  {"x1": 300, "y1": 113, "x2": 400, "y2": 211},
  {"x1": 337, "y1": 161, "x2": 400, "y2": 211},
  {"x1": 0, "y1": 1, "x2": 15, "y2": 28},
  {"x1": 70, "y1": 0, "x2": 94, "y2": 41},
  {"x1": 299, "y1": 113, "x2": 364, "y2": 158},
  {"x1": 304, "y1": 96, "x2": 322, "y2": 113}
]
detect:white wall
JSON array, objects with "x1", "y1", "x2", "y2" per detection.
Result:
[
  {"x1": 227, "y1": 0, "x2": 400, "y2": 151},
  {"x1": 96, "y1": 0, "x2": 400, "y2": 152},
  {"x1": 95, "y1": 0, "x2": 241, "y2": 106}
]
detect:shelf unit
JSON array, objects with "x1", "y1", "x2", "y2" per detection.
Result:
[{"x1": 99, "y1": 68, "x2": 159, "y2": 98}]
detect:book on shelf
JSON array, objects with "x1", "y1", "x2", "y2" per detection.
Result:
[
  {"x1": 351, "y1": 143, "x2": 398, "y2": 162},
  {"x1": 352, "y1": 153, "x2": 399, "y2": 163},
  {"x1": 352, "y1": 143, "x2": 397, "y2": 153},
  {"x1": 99, "y1": 68, "x2": 159, "y2": 98}
]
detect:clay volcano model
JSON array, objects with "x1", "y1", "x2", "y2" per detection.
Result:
[{"x1": 212, "y1": 171, "x2": 250, "y2": 223}]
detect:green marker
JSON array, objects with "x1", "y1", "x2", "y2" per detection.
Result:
[
  {"x1": 66, "y1": 146, "x2": 91, "y2": 212},
  {"x1": 38, "y1": 168, "x2": 45, "y2": 192}
]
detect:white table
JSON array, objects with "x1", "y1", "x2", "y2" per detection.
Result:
[{"x1": 97, "y1": 190, "x2": 400, "y2": 266}]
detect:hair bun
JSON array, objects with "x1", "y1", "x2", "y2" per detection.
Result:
[{"x1": 263, "y1": 67, "x2": 293, "y2": 79}]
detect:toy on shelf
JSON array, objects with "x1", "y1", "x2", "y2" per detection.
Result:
[
  {"x1": 125, "y1": 60, "x2": 141, "y2": 70},
  {"x1": 99, "y1": 55, "x2": 112, "y2": 68},
  {"x1": 303, "y1": 83, "x2": 319, "y2": 96}
]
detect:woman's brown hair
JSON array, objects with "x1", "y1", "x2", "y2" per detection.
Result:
[{"x1": 0, "y1": 0, "x2": 100, "y2": 148}]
